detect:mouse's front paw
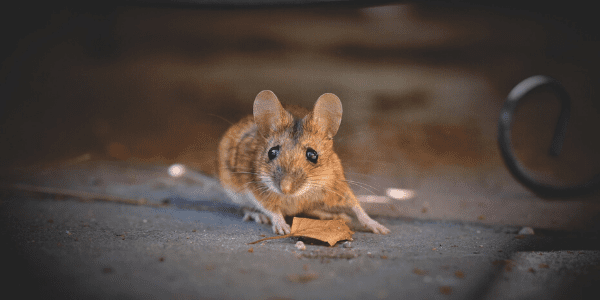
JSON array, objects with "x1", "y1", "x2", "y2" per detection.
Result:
[
  {"x1": 362, "y1": 219, "x2": 390, "y2": 235},
  {"x1": 271, "y1": 214, "x2": 291, "y2": 235},
  {"x1": 242, "y1": 210, "x2": 271, "y2": 224}
]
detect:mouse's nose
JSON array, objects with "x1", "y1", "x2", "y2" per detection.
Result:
[{"x1": 280, "y1": 177, "x2": 293, "y2": 194}]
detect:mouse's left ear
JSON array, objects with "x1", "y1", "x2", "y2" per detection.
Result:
[{"x1": 311, "y1": 93, "x2": 343, "y2": 138}]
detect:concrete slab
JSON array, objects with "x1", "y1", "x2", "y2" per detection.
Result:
[{"x1": 2, "y1": 193, "x2": 599, "y2": 299}]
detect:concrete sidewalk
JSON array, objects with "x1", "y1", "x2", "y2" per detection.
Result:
[
  {"x1": 2, "y1": 160, "x2": 600, "y2": 299},
  {"x1": 2, "y1": 194, "x2": 600, "y2": 299}
]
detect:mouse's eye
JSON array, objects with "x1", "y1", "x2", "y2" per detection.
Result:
[
  {"x1": 268, "y1": 146, "x2": 280, "y2": 161},
  {"x1": 306, "y1": 148, "x2": 318, "y2": 164}
]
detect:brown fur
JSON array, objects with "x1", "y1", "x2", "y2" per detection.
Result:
[{"x1": 217, "y1": 90, "x2": 389, "y2": 235}]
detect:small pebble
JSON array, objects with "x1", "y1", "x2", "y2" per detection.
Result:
[
  {"x1": 295, "y1": 241, "x2": 306, "y2": 251},
  {"x1": 342, "y1": 241, "x2": 352, "y2": 248},
  {"x1": 518, "y1": 227, "x2": 534, "y2": 235}
]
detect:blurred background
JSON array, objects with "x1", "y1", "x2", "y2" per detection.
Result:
[{"x1": 2, "y1": 1, "x2": 600, "y2": 229}]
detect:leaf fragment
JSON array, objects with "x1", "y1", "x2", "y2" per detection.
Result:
[{"x1": 248, "y1": 217, "x2": 354, "y2": 247}]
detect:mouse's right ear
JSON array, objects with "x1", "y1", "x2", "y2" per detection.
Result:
[
  {"x1": 312, "y1": 93, "x2": 343, "y2": 139},
  {"x1": 253, "y1": 90, "x2": 292, "y2": 137}
]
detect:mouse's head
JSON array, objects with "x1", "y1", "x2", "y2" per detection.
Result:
[{"x1": 253, "y1": 90, "x2": 343, "y2": 198}]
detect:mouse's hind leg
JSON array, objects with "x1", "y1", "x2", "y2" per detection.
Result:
[{"x1": 306, "y1": 209, "x2": 352, "y2": 224}]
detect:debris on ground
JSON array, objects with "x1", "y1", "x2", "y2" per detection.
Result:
[{"x1": 518, "y1": 227, "x2": 535, "y2": 235}]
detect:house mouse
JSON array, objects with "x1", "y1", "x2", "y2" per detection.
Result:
[{"x1": 217, "y1": 90, "x2": 390, "y2": 235}]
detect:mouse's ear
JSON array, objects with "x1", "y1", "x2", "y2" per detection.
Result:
[
  {"x1": 254, "y1": 90, "x2": 292, "y2": 137},
  {"x1": 312, "y1": 93, "x2": 343, "y2": 138}
]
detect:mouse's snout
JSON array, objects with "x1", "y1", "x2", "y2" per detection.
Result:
[
  {"x1": 280, "y1": 176, "x2": 294, "y2": 194},
  {"x1": 274, "y1": 166, "x2": 306, "y2": 196}
]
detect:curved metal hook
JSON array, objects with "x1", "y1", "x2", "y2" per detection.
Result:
[{"x1": 498, "y1": 75, "x2": 600, "y2": 198}]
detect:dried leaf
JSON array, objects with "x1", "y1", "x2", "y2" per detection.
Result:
[
  {"x1": 290, "y1": 218, "x2": 354, "y2": 246},
  {"x1": 248, "y1": 217, "x2": 354, "y2": 247}
]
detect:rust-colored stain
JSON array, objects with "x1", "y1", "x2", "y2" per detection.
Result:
[
  {"x1": 421, "y1": 120, "x2": 485, "y2": 167},
  {"x1": 371, "y1": 116, "x2": 489, "y2": 169},
  {"x1": 372, "y1": 90, "x2": 430, "y2": 112},
  {"x1": 108, "y1": 142, "x2": 131, "y2": 160}
]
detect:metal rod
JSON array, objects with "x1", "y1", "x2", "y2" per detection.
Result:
[{"x1": 498, "y1": 75, "x2": 600, "y2": 197}]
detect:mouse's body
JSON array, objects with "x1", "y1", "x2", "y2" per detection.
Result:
[{"x1": 217, "y1": 90, "x2": 389, "y2": 235}]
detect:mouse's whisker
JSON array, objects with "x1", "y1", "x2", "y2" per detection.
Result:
[
  {"x1": 230, "y1": 167, "x2": 258, "y2": 173},
  {"x1": 341, "y1": 179, "x2": 379, "y2": 195},
  {"x1": 242, "y1": 180, "x2": 261, "y2": 186},
  {"x1": 245, "y1": 181, "x2": 270, "y2": 197},
  {"x1": 343, "y1": 179, "x2": 377, "y2": 189},
  {"x1": 231, "y1": 171, "x2": 261, "y2": 175},
  {"x1": 306, "y1": 180, "x2": 345, "y2": 199},
  {"x1": 255, "y1": 176, "x2": 279, "y2": 195}
]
